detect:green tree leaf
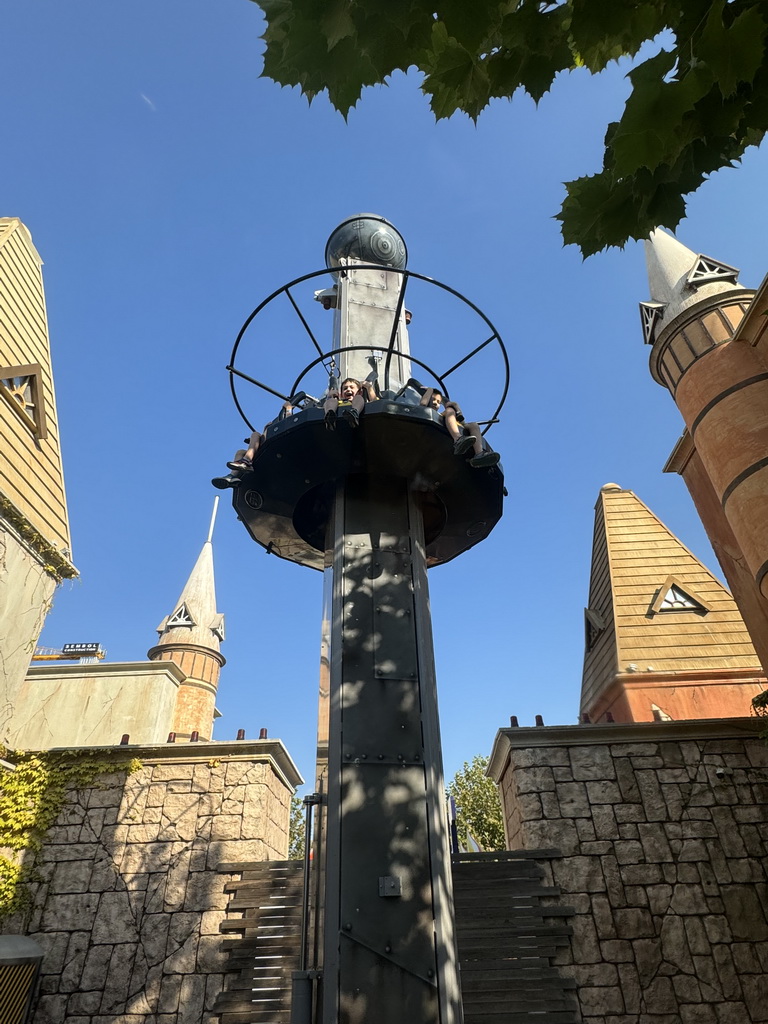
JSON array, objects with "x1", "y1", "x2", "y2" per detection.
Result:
[
  {"x1": 698, "y1": 0, "x2": 767, "y2": 99},
  {"x1": 254, "y1": 0, "x2": 768, "y2": 255}
]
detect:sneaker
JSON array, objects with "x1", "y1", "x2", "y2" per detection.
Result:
[
  {"x1": 227, "y1": 458, "x2": 252, "y2": 472},
  {"x1": 469, "y1": 450, "x2": 500, "y2": 469},
  {"x1": 212, "y1": 474, "x2": 242, "y2": 490},
  {"x1": 453, "y1": 435, "x2": 475, "y2": 457},
  {"x1": 343, "y1": 405, "x2": 360, "y2": 428}
]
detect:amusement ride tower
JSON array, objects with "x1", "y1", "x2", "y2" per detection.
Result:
[{"x1": 223, "y1": 215, "x2": 507, "y2": 1024}]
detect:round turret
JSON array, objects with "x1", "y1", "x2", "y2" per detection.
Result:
[{"x1": 325, "y1": 213, "x2": 407, "y2": 270}]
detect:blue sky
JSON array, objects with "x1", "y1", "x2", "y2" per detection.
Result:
[{"x1": 5, "y1": 1, "x2": 768, "y2": 790}]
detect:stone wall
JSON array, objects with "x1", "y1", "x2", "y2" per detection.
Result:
[
  {"x1": 1, "y1": 740, "x2": 302, "y2": 1024},
  {"x1": 488, "y1": 718, "x2": 768, "y2": 1024}
]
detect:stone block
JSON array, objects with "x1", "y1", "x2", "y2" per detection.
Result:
[
  {"x1": 722, "y1": 885, "x2": 768, "y2": 940},
  {"x1": 662, "y1": 783, "x2": 689, "y2": 819},
  {"x1": 614, "y1": 841, "x2": 644, "y2": 865},
  {"x1": 669, "y1": 883, "x2": 707, "y2": 915},
  {"x1": 677, "y1": 839, "x2": 708, "y2": 862},
  {"x1": 660, "y1": 915, "x2": 694, "y2": 972},
  {"x1": 184, "y1": 870, "x2": 228, "y2": 912},
  {"x1": 646, "y1": 883, "x2": 673, "y2": 915},
  {"x1": 121, "y1": 841, "x2": 175, "y2": 875},
  {"x1": 642, "y1": 977, "x2": 676, "y2": 1012},
  {"x1": 39, "y1": 976, "x2": 59, "y2": 994},
  {"x1": 617, "y1": 962, "x2": 641, "y2": 1013},
  {"x1": 681, "y1": 819, "x2": 718, "y2": 839},
  {"x1": 657, "y1": 766, "x2": 690, "y2": 783},
  {"x1": 510, "y1": 746, "x2": 571, "y2": 767},
  {"x1": 513, "y1": 765, "x2": 556, "y2": 794},
  {"x1": 67, "y1": 991, "x2": 103, "y2": 1014},
  {"x1": 553, "y1": 766, "x2": 574, "y2": 781},
  {"x1": 580, "y1": 841, "x2": 613, "y2": 856},
  {"x1": 576, "y1": 818, "x2": 597, "y2": 842},
  {"x1": 672, "y1": 975, "x2": 701, "y2": 1003},
  {"x1": 743, "y1": 975, "x2": 768, "y2": 1020},
  {"x1": 677, "y1": 863, "x2": 701, "y2": 883},
  {"x1": 680, "y1": 1006, "x2": 717, "y2": 1024},
  {"x1": 141, "y1": 913, "x2": 171, "y2": 965},
  {"x1": 637, "y1": 825, "x2": 674, "y2": 863},
  {"x1": 712, "y1": 942, "x2": 742, "y2": 1000},
  {"x1": 601, "y1": 939, "x2": 633, "y2": 962},
  {"x1": 593, "y1": 806, "x2": 620, "y2": 840},
  {"x1": 164, "y1": 845, "x2": 192, "y2": 911},
  {"x1": 618, "y1": 823, "x2": 639, "y2": 839},
  {"x1": 570, "y1": 745, "x2": 617, "y2": 781},
  {"x1": 710, "y1": 807, "x2": 748, "y2": 857},
  {"x1": 615, "y1": 803, "x2": 645, "y2": 823},
  {"x1": 178, "y1": 972, "x2": 207, "y2": 1024},
  {"x1": 683, "y1": 917, "x2": 710, "y2": 956},
  {"x1": 197, "y1": 933, "x2": 228, "y2": 972},
  {"x1": 92, "y1": 891, "x2": 140, "y2": 944},
  {"x1": 167, "y1": 780, "x2": 193, "y2": 793},
  {"x1": 146, "y1": 783, "x2": 167, "y2": 806},
  {"x1": 703, "y1": 915, "x2": 732, "y2": 944},
  {"x1": 731, "y1": 942, "x2": 762, "y2": 973},
  {"x1": 80, "y1": 944, "x2": 113, "y2": 989},
  {"x1": 206, "y1": 838, "x2": 267, "y2": 870},
  {"x1": 125, "y1": 822, "x2": 162, "y2": 843},
  {"x1": 586, "y1": 780, "x2": 622, "y2": 804},
  {"x1": 692, "y1": 955, "x2": 724, "y2": 1001},
  {"x1": 614, "y1": 908, "x2": 654, "y2": 938},
  {"x1": 634, "y1": 772, "x2": 668, "y2": 821},
  {"x1": 59, "y1": 931, "x2": 91, "y2": 993},
  {"x1": 210, "y1": 814, "x2": 242, "y2": 840},
  {"x1": 623, "y1": 885, "x2": 648, "y2": 906},
  {"x1": 553, "y1": 856, "x2": 606, "y2": 894},
  {"x1": 89, "y1": 852, "x2": 120, "y2": 893},
  {"x1": 41, "y1": 893, "x2": 100, "y2": 931},
  {"x1": 29, "y1": 931, "x2": 70, "y2": 974},
  {"x1": 602, "y1": 855, "x2": 626, "y2": 908},
  {"x1": 715, "y1": 1003, "x2": 750, "y2": 1024},
  {"x1": 33, "y1": 995, "x2": 68, "y2": 1024},
  {"x1": 557, "y1": 782, "x2": 590, "y2": 818},
  {"x1": 739, "y1": 824, "x2": 766, "y2": 858},
  {"x1": 579, "y1": 985, "x2": 624, "y2": 1014},
  {"x1": 591, "y1": 894, "x2": 617, "y2": 938},
  {"x1": 158, "y1": 972, "x2": 182, "y2": 1011},
  {"x1": 571, "y1": 962, "x2": 619, "y2": 985},
  {"x1": 100, "y1": 944, "x2": 136, "y2": 1013},
  {"x1": 153, "y1": 763, "x2": 195, "y2": 782},
  {"x1": 205, "y1": 973, "x2": 226, "y2": 1011}
]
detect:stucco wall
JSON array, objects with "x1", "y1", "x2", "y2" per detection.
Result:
[
  {"x1": 1, "y1": 741, "x2": 302, "y2": 1024},
  {"x1": 490, "y1": 719, "x2": 768, "y2": 1024},
  {"x1": 7, "y1": 663, "x2": 186, "y2": 750},
  {"x1": 0, "y1": 528, "x2": 57, "y2": 747}
]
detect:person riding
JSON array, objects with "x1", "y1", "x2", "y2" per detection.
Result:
[
  {"x1": 323, "y1": 377, "x2": 376, "y2": 429},
  {"x1": 419, "y1": 386, "x2": 500, "y2": 469}
]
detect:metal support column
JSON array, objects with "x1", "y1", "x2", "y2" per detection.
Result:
[{"x1": 320, "y1": 474, "x2": 462, "y2": 1024}]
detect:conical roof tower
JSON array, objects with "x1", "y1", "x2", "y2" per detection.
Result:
[
  {"x1": 148, "y1": 502, "x2": 225, "y2": 740},
  {"x1": 580, "y1": 484, "x2": 766, "y2": 723},
  {"x1": 639, "y1": 230, "x2": 768, "y2": 672}
]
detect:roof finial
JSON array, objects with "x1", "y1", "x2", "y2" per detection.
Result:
[{"x1": 207, "y1": 496, "x2": 219, "y2": 545}]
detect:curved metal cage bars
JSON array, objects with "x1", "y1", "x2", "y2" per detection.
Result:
[{"x1": 228, "y1": 265, "x2": 509, "y2": 434}]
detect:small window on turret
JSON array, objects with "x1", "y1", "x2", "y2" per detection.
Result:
[
  {"x1": 584, "y1": 608, "x2": 605, "y2": 652},
  {"x1": 166, "y1": 603, "x2": 196, "y2": 628},
  {"x1": 0, "y1": 363, "x2": 47, "y2": 438},
  {"x1": 649, "y1": 576, "x2": 709, "y2": 615}
]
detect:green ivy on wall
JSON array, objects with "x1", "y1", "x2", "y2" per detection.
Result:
[{"x1": 0, "y1": 748, "x2": 142, "y2": 917}]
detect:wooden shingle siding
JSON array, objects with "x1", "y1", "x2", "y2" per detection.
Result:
[
  {"x1": 579, "y1": 485, "x2": 764, "y2": 715},
  {"x1": 0, "y1": 218, "x2": 71, "y2": 553}
]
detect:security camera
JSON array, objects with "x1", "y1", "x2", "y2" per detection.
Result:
[
  {"x1": 313, "y1": 287, "x2": 338, "y2": 309},
  {"x1": 715, "y1": 767, "x2": 726, "y2": 780}
]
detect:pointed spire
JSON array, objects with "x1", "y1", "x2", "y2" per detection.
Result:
[
  {"x1": 641, "y1": 230, "x2": 741, "y2": 345},
  {"x1": 155, "y1": 508, "x2": 224, "y2": 653},
  {"x1": 580, "y1": 484, "x2": 764, "y2": 722}
]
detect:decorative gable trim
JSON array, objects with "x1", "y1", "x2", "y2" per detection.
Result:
[
  {"x1": 166, "y1": 603, "x2": 196, "y2": 628},
  {"x1": 0, "y1": 362, "x2": 47, "y2": 438},
  {"x1": 639, "y1": 302, "x2": 666, "y2": 345},
  {"x1": 649, "y1": 575, "x2": 709, "y2": 615},
  {"x1": 585, "y1": 608, "x2": 606, "y2": 652},
  {"x1": 687, "y1": 255, "x2": 739, "y2": 288}
]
